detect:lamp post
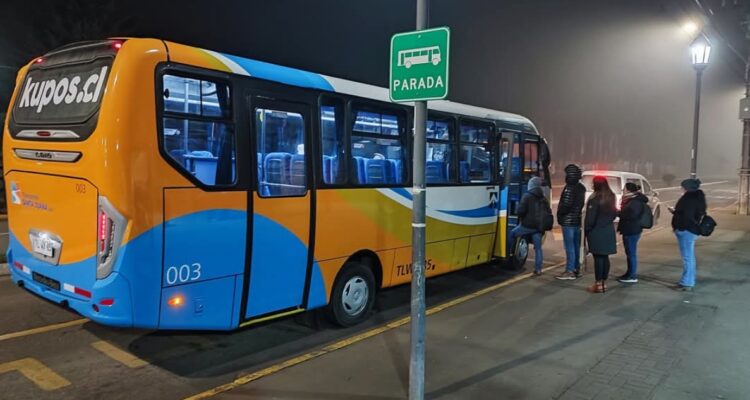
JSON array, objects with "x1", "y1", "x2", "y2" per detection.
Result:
[{"x1": 689, "y1": 34, "x2": 711, "y2": 179}]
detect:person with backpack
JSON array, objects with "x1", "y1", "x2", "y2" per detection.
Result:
[
  {"x1": 617, "y1": 182, "x2": 650, "y2": 284},
  {"x1": 508, "y1": 176, "x2": 552, "y2": 276},
  {"x1": 584, "y1": 176, "x2": 618, "y2": 293},
  {"x1": 555, "y1": 164, "x2": 587, "y2": 281},
  {"x1": 669, "y1": 178, "x2": 708, "y2": 291}
]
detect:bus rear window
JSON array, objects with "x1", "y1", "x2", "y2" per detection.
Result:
[{"x1": 10, "y1": 58, "x2": 112, "y2": 138}]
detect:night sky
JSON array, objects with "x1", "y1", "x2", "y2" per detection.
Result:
[{"x1": 1, "y1": 0, "x2": 747, "y2": 179}]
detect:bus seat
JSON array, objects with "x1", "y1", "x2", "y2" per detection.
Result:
[
  {"x1": 290, "y1": 154, "x2": 305, "y2": 188},
  {"x1": 426, "y1": 160, "x2": 446, "y2": 184},
  {"x1": 322, "y1": 156, "x2": 332, "y2": 184},
  {"x1": 353, "y1": 156, "x2": 366, "y2": 184},
  {"x1": 330, "y1": 156, "x2": 340, "y2": 183},
  {"x1": 391, "y1": 159, "x2": 403, "y2": 184},
  {"x1": 194, "y1": 158, "x2": 218, "y2": 185},
  {"x1": 365, "y1": 158, "x2": 392, "y2": 184},
  {"x1": 264, "y1": 152, "x2": 291, "y2": 195},
  {"x1": 459, "y1": 161, "x2": 470, "y2": 183}
]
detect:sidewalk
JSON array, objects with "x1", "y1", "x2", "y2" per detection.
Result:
[{"x1": 216, "y1": 210, "x2": 750, "y2": 400}]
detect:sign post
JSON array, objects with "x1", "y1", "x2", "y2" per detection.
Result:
[{"x1": 390, "y1": 10, "x2": 449, "y2": 400}]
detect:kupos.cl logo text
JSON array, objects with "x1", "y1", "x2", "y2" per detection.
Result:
[{"x1": 17, "y1": 66, "x2": 109, "y2": 113}]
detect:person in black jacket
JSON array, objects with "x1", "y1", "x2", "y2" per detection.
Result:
[
  {"x1": 555, "y1": 164, "x2": 586, "y2": 280},
  {"x1": 669, "y1": 178, "x2": 707, "y2": 291},
  {"x1": 508, "y1": 177, "x2": 546, "y2": 275},
  {"x1": 617, "y1": 182, "x2": 649, "y2": 284},
  {"x1": 585, "y1": 176, "x2": 618, "y2": 293}
]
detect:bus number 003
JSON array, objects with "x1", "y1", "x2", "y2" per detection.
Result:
[{"x1": 166, "y1": 263, "x2": 201, "y2": 285}]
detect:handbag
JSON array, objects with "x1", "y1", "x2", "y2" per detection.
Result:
[{"x1": 698, "y1": 214, "x2": 717, "y2": 237}]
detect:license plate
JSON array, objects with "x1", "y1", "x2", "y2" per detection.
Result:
[
  {"x1": 32, "y1": 272, "x2": 61, "y2": 291},
  {"x1": 31, "y1": 236, "x2": 55, "y2": 257}
]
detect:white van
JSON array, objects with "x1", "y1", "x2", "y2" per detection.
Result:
[{"x1": 581, "y1": 171, "x2": 662, "y2": 224}]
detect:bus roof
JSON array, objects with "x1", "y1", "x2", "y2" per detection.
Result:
[{"x1": 173, "y1": 43, "x2": 539, "y2": 134}]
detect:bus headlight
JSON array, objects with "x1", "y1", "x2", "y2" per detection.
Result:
[{"x1": 97, "y1": 196, "x2": 126, "y2": 280}]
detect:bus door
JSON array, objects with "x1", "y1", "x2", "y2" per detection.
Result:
[
  {"x1": 245, "y1": 98, "x2": 313, "y2": 320},
  {"x1": 493, "y1": 130, "x2": 518, "y2": 258}
]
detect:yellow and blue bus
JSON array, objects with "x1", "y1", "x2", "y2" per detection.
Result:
[{"x1": 3, "y1": 39, "x2": 550, "y2": 330}]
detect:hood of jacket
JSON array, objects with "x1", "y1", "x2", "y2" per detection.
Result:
[
  {"x1": 564, "y1": 164, "x2": 582, "y2": 185},
  {"x1": 529, "y1": 186, "x2": 545, "y2": 198}
]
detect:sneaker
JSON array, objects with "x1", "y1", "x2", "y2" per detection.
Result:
[
  {"x1": 533, "y1": 270, "x2": 542, "y2": 276},
  {"x1": 556, "y1": 271, "x2": 578, "y2": 280},
  {"x1": 618, "y1": 277, "x2": 638, "y2": 283},
  {"x1": 574, "y1": 269, "x2": 582, "y2": 278},
  {"x1": 672, "y1": 284, "x2": 694, "y2": 292}
]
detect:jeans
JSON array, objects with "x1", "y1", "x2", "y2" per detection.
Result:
[
  {"x1": 622, "y1": 233, "x2": 642, "y2": 279},
  {"x1": 675, "y1": 230, "x2": 698, "y2": 287},
  {"x1": 508, "y1": 225, "x2": 543, "y2": 272},
  {"x1": 562, "y1": 226, "x2": 582, "y2": 273},
  {"x1": 593, "y1": 255, "x2": 610, "y2": 281}
]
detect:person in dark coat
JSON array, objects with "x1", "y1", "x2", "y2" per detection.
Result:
[
  {"x1": 669, "y1": 178, "x2": 707, "y2": 291},
  {"x1": 584, "y1": 176, "x2": 618, "y2": 293},
  {"x1": 555, "y1": 164, "x2": 586, "y2": 280},
  {"x1": 508, "y1": 176, "x2": 546, "y2": 275},
  {"x1": 617, "y1": 182, "x2": 649, "y2": 283}
]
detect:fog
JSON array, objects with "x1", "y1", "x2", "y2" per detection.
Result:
[{"x1": 0, "y1": 0, "x2": 745, "y2": 181}]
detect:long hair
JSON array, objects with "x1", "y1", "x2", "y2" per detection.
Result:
[{"x1": 592, "y1": 176, "x2": 616, "y2": 210}]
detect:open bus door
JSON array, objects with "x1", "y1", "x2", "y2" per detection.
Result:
[{"x1": 493, "y1": 131, "x2": 550, "y2": 267}]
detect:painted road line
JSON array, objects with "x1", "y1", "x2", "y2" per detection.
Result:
[
  {"x1": 0, "y1": 319, "x2": 87, "y2": 343},
  {"x1": 91, "y1": 341, "x2": 148, "y2": 369},
  {"x1": 0, "y1": 357, "x2": 71, "y2": 391},
  {"x1": 184, "y1": 261, "x2": 568, "y2": 400}
]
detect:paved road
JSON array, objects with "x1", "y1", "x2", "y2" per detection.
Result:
[{"x1": 0, "y1": 181, "x2": 739, "y2": 400}]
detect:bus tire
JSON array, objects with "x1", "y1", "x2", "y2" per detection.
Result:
[
  {"x1": 508, "y1": 236, "x2": 529, "y2": 270},
  {"x1": 326, "y1": 262, "x2": 376, "y2": 328}
]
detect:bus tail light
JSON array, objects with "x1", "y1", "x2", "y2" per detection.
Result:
[{"x1": 96, "y1": 196, "x2": 126, "y2": 280}]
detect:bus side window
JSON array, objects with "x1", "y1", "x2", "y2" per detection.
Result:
[
  {"x1": 320, "y1": 98, "x2": 346, "y2": 185},
  {"x1": 426, "y1": 115, "x2": 455, "y2": 185},
  {"x1": 458, "y1": 119, "x2": 492, "y2": 183},
  {"x1": 523, "y1": 141, "x2": 539, "y2": 178},
  {"x1": 350, "y1": 105, "x2": 408, "y2": 186},
  {"x1": 161, "y1": 74, "x2": 236, "y2": 186}
]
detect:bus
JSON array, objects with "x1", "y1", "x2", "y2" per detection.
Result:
[
  {"x1": 3, "y1": 38, "x2": 550, "y2": 330},
  {"x1": 397, "y1": 46, "x2": 442, "y2": 68}
]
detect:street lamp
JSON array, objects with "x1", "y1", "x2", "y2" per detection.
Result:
[{"x1": 689, "y1": 33, "x2": 711, "y2": 179}]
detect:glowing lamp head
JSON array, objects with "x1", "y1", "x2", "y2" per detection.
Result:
[
  {"x1": 167, "y1": 296, "x2": 184, "y2": 307},
  {"x1": 690, "y1": 34, "x2": 711, "y2": 70}
]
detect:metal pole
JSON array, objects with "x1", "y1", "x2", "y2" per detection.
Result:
[
  {"x1": 409, "y1": 0, "x2": 428, "y2": 399},
  {"x1": 690, "y1": 69, "x2": 703, "y2": 179},
  {"x1": 738, "y1": 58, "x2": 750, "y2": 216}
]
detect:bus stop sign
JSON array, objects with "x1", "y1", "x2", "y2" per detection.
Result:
[{"x1": 390, "y1": 27, "x2": 450, "y2": 102}]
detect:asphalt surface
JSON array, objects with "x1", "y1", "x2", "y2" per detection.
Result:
[{"x1": 0, "y1": 181, "x2": 741, "y2": 400}]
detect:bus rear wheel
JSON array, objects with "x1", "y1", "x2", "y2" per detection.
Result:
[
  {"x1": 508, "y1": 236, "x2": 529, "y2": 270},
  {"x1": 326, "y1": 262, "x2": 376, "y2": 327}
]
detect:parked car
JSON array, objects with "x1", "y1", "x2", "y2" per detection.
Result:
[{"x1": 581, "y1": 171, "x2": 662, "y2": 224}]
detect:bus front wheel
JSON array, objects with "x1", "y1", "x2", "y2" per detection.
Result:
[{"x1": 326, "y1": 262, "x2": 376, "y2": 327}]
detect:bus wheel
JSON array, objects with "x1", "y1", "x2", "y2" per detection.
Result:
[
  {"x1": 326, "y1": 262, "x2": 376, "y2": 327},
  {"x1": 508, "y1": 237, "x2": 529, "y2": 270}
]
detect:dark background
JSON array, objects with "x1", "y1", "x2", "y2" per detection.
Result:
[{"x1": 1, "y1": 0, "x2": 747, "y2": 181}]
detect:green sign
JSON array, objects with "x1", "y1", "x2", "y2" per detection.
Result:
[{"x1": 390, "y1": 27, "x2": 450, "y2": 102}]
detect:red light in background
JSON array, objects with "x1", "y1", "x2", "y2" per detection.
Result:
[
  {"x1": 75, "y1": 287, "x2": 92, "y2": 298},
  {"x1": 111, "y1": 41, "x2": 123, "y2": 51},
  {"x1": 36, "y1": 131, "x2": 51, "y2": 137},
  {"x1": 99, "y1": 298, "x2": 115, "y2": 306},
  {"x1": 34, "y1": 57, "x2": 44, "y2": 64}
]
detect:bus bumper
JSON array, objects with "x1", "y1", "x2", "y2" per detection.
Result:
[{"x1": 8, "y1": 251, "x2": 135, "y2": 328}]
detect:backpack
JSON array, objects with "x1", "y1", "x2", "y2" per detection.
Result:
[
  {"x1": 538, "y1": 196, "x2": 554, "y2": 232},
  {"x1": 698, "y1": 214, "x2": 717, "y2": 237},
  {"x1": 639, "y1": 202, "x2": 654, "y2": 229}
]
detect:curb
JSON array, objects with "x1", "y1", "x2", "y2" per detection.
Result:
[{"x1": 0, "y1": 263, "x2": 8, "y2": 277}]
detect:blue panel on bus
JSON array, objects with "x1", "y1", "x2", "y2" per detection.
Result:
[
  {"x1": 222, "y1": 53, "x2": 334, "y2": 92},
  {"x1": 159, "y1": 275, "x2": 237, "y2": 330},
  {"x1": 163, "y1": 209, "x2": 247, "y2": 286}
]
